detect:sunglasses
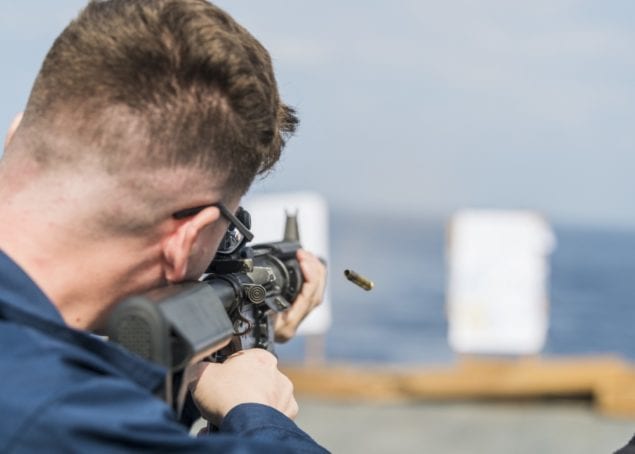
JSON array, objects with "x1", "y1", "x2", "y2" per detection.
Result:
[{"x1": 172, "y1": 202, "x2": 254, "y2": 255}]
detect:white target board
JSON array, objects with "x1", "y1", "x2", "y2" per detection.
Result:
[
  {"x1": 243, "y1": 192, "x2": 331, "y2": 336},
  {"x1": 447, "y1": 210, "x2": 556, "y2": 355}
]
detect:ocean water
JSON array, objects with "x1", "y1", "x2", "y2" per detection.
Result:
[{"x1": 277, "y1": 211, "x2": 635, "y2": 365}]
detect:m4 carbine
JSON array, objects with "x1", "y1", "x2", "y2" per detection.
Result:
[{"x1": 105, "y1": 212, "x2": 305, "y2": 379}]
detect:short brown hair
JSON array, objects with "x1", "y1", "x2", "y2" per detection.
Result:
[{"x1": 22, "y1": 0, "x2": 297, "y2": 194}]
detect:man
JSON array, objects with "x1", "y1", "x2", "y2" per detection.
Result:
[{"x1": 0, "y1": 0, "x2": 327, "y2": 452}]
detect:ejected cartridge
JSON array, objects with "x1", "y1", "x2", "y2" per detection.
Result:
[{"x1": 344, "y1": 269, "x2": 374, "y2": 291}]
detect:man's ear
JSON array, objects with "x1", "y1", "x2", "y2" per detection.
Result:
[
  {"x1": 162, "y1": 206, "x2": 222, "y2": 283},
  {"x1": 4, "y1": 112, "x2": 23, "y2": 150}
]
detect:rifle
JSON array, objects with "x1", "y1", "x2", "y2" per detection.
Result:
[{"x1": 105, "y1": 210, "x2": 306, "y2": 406}]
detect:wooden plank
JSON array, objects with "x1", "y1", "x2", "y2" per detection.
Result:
[{"x1": 281, "y1": 356, "x2": 635, "y2": 417}]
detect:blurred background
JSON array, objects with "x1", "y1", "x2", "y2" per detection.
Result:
[{"x1": 2, "y1": 1, "x2": 635, "y2": 452}]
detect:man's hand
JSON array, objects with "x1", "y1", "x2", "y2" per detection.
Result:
[
  {"x1": 189, "y1": 349, "x2": 298, "y2": 426},
  {"x1": 274, "y1": 249, "x2": 327, "y2": 342}
]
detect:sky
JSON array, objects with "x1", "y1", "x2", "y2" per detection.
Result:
[{"x1": 1, "y1": 1, "x2": 634, "y2": 228}]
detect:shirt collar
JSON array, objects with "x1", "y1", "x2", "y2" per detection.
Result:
[{"x1": 0, "y1": 250, "x2": 65, "y2": 325}]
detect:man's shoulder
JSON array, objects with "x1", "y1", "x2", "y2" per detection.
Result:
[
  {"x1": 0, "y1": 316, "x2": 114, "y2": 382},
  {"x1": 0, "y1": 320, "x2": 144, "y2": 430},
  {"x1": 1, "y1": 321, "x2": 176, "y2": 450},
  {"x1": 0, "y1": 319, "x2": 90, "y2": 393}
]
